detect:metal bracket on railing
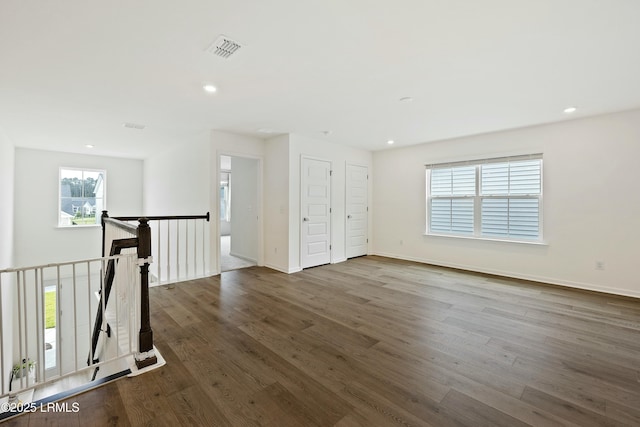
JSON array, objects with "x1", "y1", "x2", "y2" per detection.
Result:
[{"x1": 137, "y1": 257, "x2": 153, "y2": 266}]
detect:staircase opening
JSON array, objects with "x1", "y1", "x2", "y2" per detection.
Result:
[{"x1": 0, "y1": 211, "x2": 210, "y2": 420}]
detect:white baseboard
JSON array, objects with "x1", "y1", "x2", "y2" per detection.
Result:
[
  {"x1": 372, "y1": 251, "x2": 640, "y2": 299},
  {"x1": 263, "y1": 263, "x2": 302, "y2": 274},
  {"x1": 229, "y1": 252, "x2": 257, "y2": 263}
]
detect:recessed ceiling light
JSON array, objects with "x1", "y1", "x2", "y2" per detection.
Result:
[
  {"x1": 203, "y1": 84, "x2": 217, "y2": 93},
  {"x1": 387, "y1": 140, "x2": 395, "y2": 145},
  {"x1": 563, "y1": 106, "x2": 577, "y2": 114},
  {"x1": 85, "y1": 144, "x2": 94, "y2": 149}
]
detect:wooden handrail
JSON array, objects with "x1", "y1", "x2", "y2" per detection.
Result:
[{"x1": 111, "y1": 212, "x2": 210, "y2": 222}]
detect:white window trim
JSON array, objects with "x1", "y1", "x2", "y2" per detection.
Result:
[
  {"x1": 58, "y1": 167, "x2": 107, "y2": 228},
  {"x1": 425, "y1": 154, "x2": 544, "y2": 244}
]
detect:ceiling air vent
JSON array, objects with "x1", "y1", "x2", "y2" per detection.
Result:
[{"x1": 206, "y1": 35, "x2": 242, "y2": 59}]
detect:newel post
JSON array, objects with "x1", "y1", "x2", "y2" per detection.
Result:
[
  {"x1": 135, "y1": 217, "x2": 157, "y2": 369},
  {"x1": 101, "y1": 210, "x2": 109, "y2": 257}
]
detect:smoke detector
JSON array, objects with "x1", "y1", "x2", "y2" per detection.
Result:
[
  {"x1": 123, "y1": 122, "x2": 145, "y2": 130},
  {"x1": 206, "y1": 35, "x2": 243, "y2": 59}
]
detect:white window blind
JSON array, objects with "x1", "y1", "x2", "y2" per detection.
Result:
[
  {"x1": 429, "y1": 166, "x2": 475, "y2": 235},
  {"x1": 430, "y1": 198, "x2": 474, "y2": 234},
  {"x1": 426, "y1": 154, "x2": 542, "y2": 242},
  {"x1": 481, "y1": 198, "x2": 539, "y2": 239},
  {"x1": 480, "y1": 159, "x2": 541, "y2": 239},
  {"x1": 481, "y1": 160, "x2": 541, "y2": 195}
]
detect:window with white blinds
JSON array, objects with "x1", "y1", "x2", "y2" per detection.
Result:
[
  {"x1": 429, "y1": 166, "x2": 475, "y2": 235},
  {"x1": 426, "y1": 155, "x2": 542, "y2": 241}
]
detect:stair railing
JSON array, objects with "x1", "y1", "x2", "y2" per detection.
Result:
[
  {"x1": 104, "y1": 211, "x2": 211, "y2": 285},
  {"x1": 93, "y1": 210, "x2": 210, "y2": 370},
  {"x1": 0, "y1": 252, "x2": 139, "y2": 403},
  {"x1": 1, "y1": 210, "x2": 210, "y2": 404},
  {"x1": 91, "y1": 212, "x2": 155, "y2": 370}
]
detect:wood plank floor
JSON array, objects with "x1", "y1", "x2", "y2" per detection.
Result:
[{"x1": 4, "y1": 256, "x2": 640, "y2": 426}]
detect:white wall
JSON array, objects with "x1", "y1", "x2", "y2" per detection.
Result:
[
  {"x1": 0, "y1": 129, "x2": 14, "y2": 392},
  {"x1": 372, "y1": 109, "x2": 640, "y2": 298},
  {"x1": 145, "y1": 131, "x2": 266, "y2": 275},
  {"x1": 0, "y1": 131, "x2": 13, "y2": 270},
  {"x1": 143, "y1": 131, "x2": 373, "y2": 275},
  {"x1": 143, "y1": 135, "x2": 212, "y2": 279},
  {"x1": 143, "y1": 135, "x2": 211, "y2": 216},
  {"x1": 289, "y1": 135, "x2": 373, "y2": 272},
  {"x1": 14, "y1": 148, "x2": 143, "y2": 267},
  {"x1": 264, "y1": 135, "x2": 291, "y2": 272},
  {"x1": 229, "y1": 156, "x2": 259, "y2": 262}
]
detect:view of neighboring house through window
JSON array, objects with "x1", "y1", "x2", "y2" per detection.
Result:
[
  {"x1": 59, "y1": 168, "x2": 105, "y2": 226},
  {"x1": 426, "y1": 154, "x2": 542, "y2": 241}
]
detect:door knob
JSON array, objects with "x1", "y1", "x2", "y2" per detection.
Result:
[
  {"x1": 347, "y1": 215, "x2": 352, "y2": 219},
  {"x1": 303, "y1": 217, "x2": 309, "y2": 221}
]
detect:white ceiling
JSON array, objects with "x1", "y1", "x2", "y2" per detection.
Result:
[{"x1": 1, "y1": 0, "x2": 640, "y2": 159}]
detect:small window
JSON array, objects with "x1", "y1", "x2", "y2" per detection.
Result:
[
  {"x1": 220, "y1": 171, "x2": 231, "y2": 221},
  {"x1": 426, "y1": 154, "x2": 542, "y2": 242},
  {"x1": 59, "y1": 168, "x2": 106, "y2": 227}
]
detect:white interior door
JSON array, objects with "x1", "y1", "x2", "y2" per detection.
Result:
[
  {"x1": 346, "y1": 164, "x2": 368, "y2": 258},
  {"x1": 301, "y1": 157, "x2": 331, "y2": 268}
]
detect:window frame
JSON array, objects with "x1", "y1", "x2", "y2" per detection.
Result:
[
  {"x1": 425, "y1": 154, "x2": 543, "y2": 243},
  {"x1": 58, "y1": 167, "x2": 107, "y2": 228}
]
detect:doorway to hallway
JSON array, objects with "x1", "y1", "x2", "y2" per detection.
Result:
[{"x1": 219, "y1": 155, "x2": 260, "y2": 272}]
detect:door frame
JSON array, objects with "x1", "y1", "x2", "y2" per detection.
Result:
[{"x1": 214, "y1": 150, "x2": 264, "y2": 275}]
